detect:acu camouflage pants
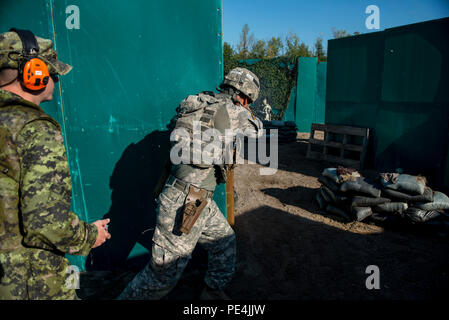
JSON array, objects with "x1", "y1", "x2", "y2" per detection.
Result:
[{"x1": 118, "y1": 181, "x2": 236, "y2": 300}]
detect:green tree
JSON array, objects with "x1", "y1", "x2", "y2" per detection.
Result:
[
  {"x1": 249, "y1": 39, "x2": 267, "y2": 59},
  {"x1": 223, "y1": 41, "x2": 235, "y2": 66},
  {"x1": 266, "y1": 37, "x2": 284, "y2": 59},
  {"x1": 331, "y1": 27, "x2": 350, "y2": 39},
  {"x1": 314, "y1": 36, "x2": 326, "y2": 62},
  {"x1": 236, "y1": 24, "x2": 255, "y2": 60},
  {"x1": 284, "y1": 33, "x2": 311, "y2": 61}
]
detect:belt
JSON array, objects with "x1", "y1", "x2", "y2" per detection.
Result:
[{"x1": 167, "y1": 175, "x2": 214, "y2": 199}]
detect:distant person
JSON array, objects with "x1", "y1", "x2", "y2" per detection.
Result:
[
  {"x1": 262, "y1": 98, "x2": 272, "y2": 121},
  {"x1": 0, "y1": 28, "x2": 110, "y2": 300},
  {"x1": 118, "y1": 67, "x2": 263, "y2": 300}
]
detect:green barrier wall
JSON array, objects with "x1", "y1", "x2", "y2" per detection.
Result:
[
  {"x1": 296, "y1": 57, "x2": 317, "y2": 131},
  {"x1": 326, "y1": 17, "x2": 449, "y2": 188},
  {"x1": 283, "y1": 87, "x2": 296, "y2": 122},
  {"x1": 1, "y1": 0, "x2": 224, "y2": 271},
  {"x1": 295, "y1": 57, "x2": 326, "y2": 132},
  {"x1": 315, "y1": 62, "x2": 327, "y2": 126}
]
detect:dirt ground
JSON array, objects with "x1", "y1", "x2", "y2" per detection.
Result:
[
  {"x1": 78, "y1": 135, "x2": 449, "y2": 300},
  {"x1": 227, "y1": 136, "x2": 449, "y2": 300}
]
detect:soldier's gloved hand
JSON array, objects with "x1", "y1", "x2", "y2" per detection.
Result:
[{"x1": 92, "y1": 218, "x2": 111, "y2": 248}]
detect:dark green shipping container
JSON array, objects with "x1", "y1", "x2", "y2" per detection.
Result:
[{"x1": 326, "y1": 17, "x2": 449, "y2": 189}]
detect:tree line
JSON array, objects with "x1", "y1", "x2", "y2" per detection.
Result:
[{"x1": 224, "y1": 24, "x2": 360, "y2": 64}]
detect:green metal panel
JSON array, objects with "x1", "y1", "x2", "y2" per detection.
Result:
[
  {"x1": 282, "y1": 59, "x2": 326, "y2": 129},
  {"x1": 283, "y1": 87, "x2": 296, "y2": 122},
  {"x1": 326, "y1": 32, "x2": 384, "y2": 103},
  {"x1": 325, "y1": 102, "x2": 380, "y2": 128},
  {"x1": 314, "y1": 62, "x2": 327, "y2": 125},
  {"x1": 296, "y1": 57, "x2": 317, "y2": 132},
  {"x1": 381, "y1": 18, "x2": 449, "y2": 103},
  {"x1": 445, "y1": 148, "x2": 449, "y2": 188},
  {"x1": 1, "y1": 0, "x2": 224, "y2": 270},
  {"x1": 374, "y1": 102, "x2": 448, "y2": 175}
]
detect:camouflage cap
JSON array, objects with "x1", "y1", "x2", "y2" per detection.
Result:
[
  {"x1": 0, "y1": 31, "x2": 72, "y2": 75},
  {"x1": 222, "y1": 67, "x2": 260, "y2": 103}
]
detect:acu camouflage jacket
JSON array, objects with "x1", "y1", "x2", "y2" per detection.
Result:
[
  {"x1": 170, "y1": 91, "x2": 263, "y2": 191},
  {"x1": 0, "y1": 89, "x2": 97, "y2": 300}
]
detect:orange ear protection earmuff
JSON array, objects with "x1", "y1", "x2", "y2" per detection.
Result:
[{"x1": 10, "y1": 28, "x2": 50, "y2": 91}]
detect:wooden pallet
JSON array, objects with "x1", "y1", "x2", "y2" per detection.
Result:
[{"x1": 306, "y1": 123, "x2": 370, "y2": 170}]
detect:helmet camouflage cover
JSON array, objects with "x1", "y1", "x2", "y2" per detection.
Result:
[
  {"x1": 0, "y1": 31, "x2": 72, "y2": 75},
  {"x1": 222, "y1": 67, "x2": 260, "y2": 103}
]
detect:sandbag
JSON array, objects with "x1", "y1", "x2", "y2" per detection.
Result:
[
  {"x1": 334, "y1": 194, "x2": 351, "y2": 205},
  {"x1": 382, "y1": 187, "x2": 434, "y2": 203},
  {"x1": 284, "y1": 121, "x2": 297, "y2": 127},
  {"x1": 351, "y1": 196, "x2": 391, "y2": 207},
  {"x1": 322, "y1": 168, "x2": 340, "y2": 184},
  {"x1": 322, "y1": 185, "x2": 337, "y2": 203},
  {"x1": 414, "y1": 191, "x2": 449, "y2": 211},
  {"x1": 409, "y1": 187, "x2": 435, "y2": 203},
  {"x1": 405, "y1": 207, "x2": 441, "y2": 223},
  {"x1": 320, "y1": 183, "x2": 350, "y2": 205},
  {"x1": 326, "y1": 204, "x2": 352, "y2": 221},
  {"x1": 315, "y1": 192, "x2": 327, "y2": 209},
  {"x1": 381, "y1": 174, "x2": 426, "y2": 195},
  {"x1": 374, "y1": 202, "x2": 408, "y2": 215},
  {"x1": 340, "y1": 177, "x2": 381, "y2": 198},
  {"x1": 369, "y1": 212, "x2": 401, "y2": 224},
  {"x1": 337, "y1": 166, "x2": 361, "y2": 182},
  {"x1": 318, "y1": 175, "x2": 340, "y2": 194},
  {"x1": 320, "y1": 187, "x2": 332, "y2": 203},
  {"x1": 352, "y1": 206, "x2": 373, "y2": 222}
]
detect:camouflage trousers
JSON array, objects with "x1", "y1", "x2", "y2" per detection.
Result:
[{"x1": 117, "y1": 181, "x2": 236, "y2": 300}]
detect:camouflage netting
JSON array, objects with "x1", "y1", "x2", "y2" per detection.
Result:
[{"x1": 224, "y1": 57, "x2": 298, "y2": 121}]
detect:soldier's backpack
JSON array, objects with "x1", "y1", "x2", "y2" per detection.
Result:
[
  {"x1": 171, "y1": 91, "x2": 232, "y2": 169},
  {"x1": 153, "y1": 91, "x2": 231, "y2": 198}
]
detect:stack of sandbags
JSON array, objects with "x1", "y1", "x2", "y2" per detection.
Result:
[
  {"x1": 315, "y1": 168, "x2": 449, "y2": 227},
  {"x1": 315, "y1": 167, "x2": 385, "y2": 222},
  {"x1": 262, "y1": 120, "x2": 297, "y2": 144},
  {"x1": 378, "y1": 173, "x2": 449, "y2": 224}
]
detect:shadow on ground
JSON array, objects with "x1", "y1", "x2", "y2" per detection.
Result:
[{"x1": 230, "y1": 205, "x2": 449, "y2": 300}]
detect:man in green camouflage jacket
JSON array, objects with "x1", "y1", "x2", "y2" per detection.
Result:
[{"x1": 0, "y1": 30, "x2": 111, "y2": 300}]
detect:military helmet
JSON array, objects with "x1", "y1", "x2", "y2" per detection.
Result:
[{"x1": 222, "y1": 67, "x2": 260, "y2": 103}]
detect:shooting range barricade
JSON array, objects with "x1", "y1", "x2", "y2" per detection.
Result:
[{"x1": 307, "y1": 123, "x2": 370, "y2": 170}]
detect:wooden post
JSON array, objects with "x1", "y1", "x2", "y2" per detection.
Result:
[{"x1": 226, "y1": 168, "x2": 235, "y2": 227}]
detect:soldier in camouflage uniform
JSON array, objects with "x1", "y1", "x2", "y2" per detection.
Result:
[
  {"x1": 0, "y1": 29, "x2": 111, "y2": 300},
  {"x1": 118, "y1": 68, "x2": 263, "y2": 300}
]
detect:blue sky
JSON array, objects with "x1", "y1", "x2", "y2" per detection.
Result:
[{"x1": 223, "y1": 0, "x2": 449, "y2": 52}]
